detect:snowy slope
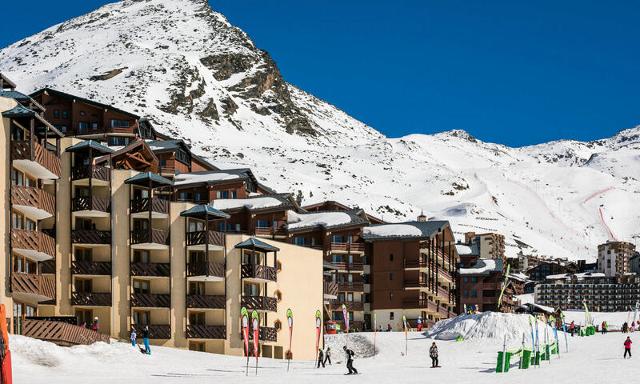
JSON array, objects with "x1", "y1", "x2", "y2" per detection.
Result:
[{"x1": 1, "y1": 0, "x2": 639, "y2": 261}]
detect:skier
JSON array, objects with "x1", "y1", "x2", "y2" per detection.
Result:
[
  {"x1": 569, "y1": 321, "x2": 575, "y2": 337},
  {"x1": 323, "y1": 347, "x2": 332, "y2": 366},
  {"x1": 416, "y1": 317, "x2": 423, "y2": 332},
  {"x1": 130, "y1": 327, "x2": 137, "y2": 347},
  {"x1": 429, "y1": 342, "x2": 439, "y2": 368},
  {"x1": 623, "y1": 322, "x2": 629, "y2": 333},
  {"x1": 624, "y1": 336, "x2": 632, "y2": 359},
  {"x1": 343, "y1": 345, "x2": 358, "y2": 375},
  {"x1": 142, "y1": 325, "x2": 151, "y2": 355},
  {"x1": 91, "y1": 317, "x2": 99, "y2": 332},
  {"x1": 317, "y1": 348, "x2": 325, "y2": 368}
]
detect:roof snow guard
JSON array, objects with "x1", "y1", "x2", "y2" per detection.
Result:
[
  {"x1": 180, "y1": 204, "x2": 230, "y2": 220},
  {"x1": 234, "y1": 238, "x2": 280, "y2": 253},
  {"x1": 65, "y1": 140, "x2": 114, "y2": 154},
  {"x1": 362, "y1": 220, "x2": 450, "y2": 241},
  {"x1": 125, "y1": 172, "x2": 173, "y2": 188}
]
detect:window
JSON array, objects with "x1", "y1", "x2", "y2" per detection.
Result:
[
  {"x1": 470, "y1": 290, "x2": 478, "y2": 298},
  {"x1": 388, "y1": 292, "x2": 393, "y2": 301},
  {"x1": 389, "y1": 253, "x2": 394, "y2": 262},
  {"x1": 133, "y1": 311, "x2": 150, "y2": 325},
  {"x1": 91, "y1": 122, "x2": 99, "y2": 130},
  {"x1": 178, "y1": 191, "x2": 191, "y2": 201},
  {"x1": 62, "y1": 111, "x2": 69, "y2": 119},
  {"x1": 256, "y1": 219, "x2": 270, "y2": 228},
  {"x1": 216, "y1": 191, "x2": 230, "y2": 199},
  {"x1": 78, "y1": 122, "x2": 89, "y2": 133},
  {"x1": 231, "y1": 191, "x2": 238, "y2": 199},
  {"x1": 159, "y1": 159, "x2": 167, "y2": 167},
  {"x1": 53, "y1": 110, "x2": 61, "y2": 118},
  {"x1": 176, "y1": 149, "x2": 190, "y2": 165},
  {"x1": 107, "y1": 136, "x2": 130, "y2": 146},
  {"x1": 111, "y1": 119, "x2": 130, "y2": 128},
  {"x1": 133, "y1": 279, "x2": 150, "y2": 294},
  {"x1": 133, "y1": 250, "x2": 150, "y2": 263},
  {"x1": 74, "y1": 248, "x2": 92, "y2": 262},
  {"x1": 74, "y1": 278, "x2": 93, "y2": 293},
  {"x1": 189, "y1": 251, "x2": 206, "y2": 264},
  {"x1": 389, "y1": 312, "x2": 395, "y2": 320},
  {"x1": 189, "y1": 281, "x2": 205, "y2": 295},
  {"x1": 75, "y1": 309, "x2": 93, "y2": 327},
  {"x1": 293, "y1": 237, "x2": 306, "y2": 246},
  {"x1": 189, "y1": 312, "x2": 205, "y2": 325},
  {"x1": 332, "y1": 234, "x2": 345, "y2": 243}
]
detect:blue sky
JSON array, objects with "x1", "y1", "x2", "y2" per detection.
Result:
[{"x1": 1, "y1": 1, "x2": 639, "y2": 146}]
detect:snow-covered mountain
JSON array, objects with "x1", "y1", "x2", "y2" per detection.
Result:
[{"x1": 1, "y1": 0, "x2": 639, "y2": 261}]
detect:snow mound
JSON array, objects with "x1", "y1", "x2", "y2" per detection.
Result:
[
  {"x1": 324, "y1": 333, "x2": 375, "y2": 362},
  {"x1": 428, "y1": 312, "x2": 555, "y2": 343}
]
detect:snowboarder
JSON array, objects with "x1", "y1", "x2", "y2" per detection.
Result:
[
  {"x1": 569, "y1": 321, "x2": 575, "y2": 337},
  {"x1": 624, "y1": 337, "x2": 632, "y2": 359},
  {"x1": 130, "y1": 327, "x2": 137, "y2": 347},
  {"x1": 343, "y1": 345, "x2": 358, "y2": 375},
  {"x1": 317, "y1": 348, "x2": 325, "y2": 368},
  {"x1": 323, "y1": 347, "x2": 332, "y2": 366},
  {"x1": 429, "y1": 342, "x2": 439, "y2": 368},
  {"x1": 142, "y1": 325, "x2": 151, "y2": 355}
]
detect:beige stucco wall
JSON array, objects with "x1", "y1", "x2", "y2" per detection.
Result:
[{"x1": 170, "y1": 202, "x2": 189, "y2": 348}]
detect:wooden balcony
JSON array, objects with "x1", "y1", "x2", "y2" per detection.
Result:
[
  {"x1": 241, "y1": 296, "x2": 277, "y2": 312},
  {"x1": 404, "y1": 280, "x2": 429, "y2": 289},
  {"x1": 136, "y1": 324, "x2": 171, "y2": 339},
  {"x1": 131, "y1": 262, "x2": 170, "y2": 277},
  {"x1": 437, "y1": 306, "x2": 452, "y2": 318},
  {"x1": 330, "y1": 262, "x2": 364, "y2": 271},
  {"x1": 402, "y1": 298, "x2": 438, "y2": 312},
  {"x1": 329, "y1": 299, "x2": 364, "y2": 311},
  {"x1": 71, "y1": 292, "x2": 112, "y2": 307},
  {"x1": 130, "y1": 293, "x2": 171, "y2": 308},
  {"x1": 71, "y1": 261, "x2": 111, "y2": 275},
  {"x1": 11, "y1": 140, "x2": 61, "y2": 179},
  {"x1": 323, "y1": 281, "x2": 339, "y2": 297},
  {"x1": 338, "y1": 282, "x2": 364, "y2": 291},
  {"x1": 22, "y1": 319, "x2": 110, "y2": 346},
  {"x1": 437, "y1": 269, "x2": 453, "y2": 282},
  {"x1": 11, "y1": 185, "x2": 55, "y2": 219},
  {"x1": 241, "y1": 264, "x2": 277, "y2": 282},
  {"x1": 404, "y1": 258, "x2": 428, "y2": 269},
  {"x1": 131, "y1": 229, "x2": 169, "y2": 247},
  {"x1": 436, "y1": 286, "x2": 450, "y2": 299},
  {"x1": 330, "y1": 242, "x2": 365, "y2": 253},
  {"x1": 71, "y1": 196, "x2": 111, "y2": 213},
  {"x1": 11, "y1": 229, "x2": 56, "y2": 261},
  {"x1": 131, "y1": 197, "x2": 169, "y2": 215},
  {"x1": 186, "y1": 230, "x2": 225, "y2": 247},
  {"x1": 186, "y1": 294, "x2": 226, "y2": 309},
  {"x1": 254, "y1": 226, "x2": 287, "y2": 238},
  {"x1": 186, "y1": 261, "x2": 225, "y2": 281},
  {"x1": 41, "y1": 260, "x2": 56, "y2": 274},
  {"x1": 12, "y1": 272, "x2": 55, "y2": 302},
  {"x1": 245, "y1": 326, "x2": 277, "y2": 342},
  {"x1": 186, "y1": 325, "x2": 226, "y2": 339},
  {"x1": 71, "y1": 165, "x2": 110, "y2": 182},
  {"x1": 72, "y1": 229, "x2": 111, "y2": 245}
]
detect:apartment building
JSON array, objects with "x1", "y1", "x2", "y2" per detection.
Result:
[
  {"x1": 598, "y1": 241, "x2": 636, "y2": 277},
  {"x1": 463, "y1": 232, "x2": 505, "y2": 260},
  {"x1": 362, "y1": 219, "x2": 458, "y2": 330},
  {"x1": 0, "y1": 77, "x2": 324, "y2": 359}
]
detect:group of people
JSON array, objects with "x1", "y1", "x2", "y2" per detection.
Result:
[
  {"x1": 316, "y1": 347, "x2": 332, "y2": 368},
  {"x1": 130, "y1": 326, "x2": 151, "y2": 355},
  {"x1": 80, "y1": 316, "x2": 100, "y2": 332}
]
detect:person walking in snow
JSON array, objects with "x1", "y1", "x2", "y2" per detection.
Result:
[
  {"x1": 601, "y1": 321, "x2": 607, "y2": 335},
  {"x1": 343, "y1": 345, "x2": 358, "y2": 374},
  {"x1": 142, "y1": 325, "x2": 151, "y2": 355},
  {"x1": 323, "y1": 347, "x2": 332, "y2": 366},
  {"x1": 317, "y1": 348, "x2": 325, "y2": 368},
  {"x1": 429, "y1": 342, "x2": 439, "y2": 368},
  {"x1": 416, "y1": 317, "x2": 423, "y2": 332},
  {"x1": 130, "y1": 327, "x2": 137, "y2": 347},
  {"x1": 624, "y1": 337, "x2": 632, "y2": 359},
  {"x1": 569, "y1": 321, "x2": 575, "y2": 337},
  {"x1": 91, "y1": 317, "x2": 99, "y2": 332}
]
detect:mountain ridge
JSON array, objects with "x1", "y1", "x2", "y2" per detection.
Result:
[{"x1": 1, "y1": 0, "x2": 639, "y2": 261}]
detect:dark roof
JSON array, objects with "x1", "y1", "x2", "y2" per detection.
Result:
[
  {"x1": 66, "y1": 140, "x2": 113, "y2": 154},
  {"x1": 2, "y1": 104, "x2": 36, "y2": 118},
  {"x1": 234, "y1": 237, "x2": 280, "y2": 252},
  {"x1": 0, "y1": 90, "x2": 46, "y2": 112},
  {"x1": 286, "y1": 209, "x2": 369, "y2": 233},
  {"x1": 146, "y1": 139, "x2": 190, "y2": 154},
  {"x1": 30, "y1": 88, "x2": 140, "y2": 119},
  {"x1": 180, "y1": 204, "x2": 230, "y2": 220},
  {"x1": 125, "y1": 172, "x2": 173, "y2": 188},
  {"x1": 361, "y1": 220, "x2": 450, "y2": 241},
  {"x1": 0, "y1": 73, "x2": 17, "y2": 89}
]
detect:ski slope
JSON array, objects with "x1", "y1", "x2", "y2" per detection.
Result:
[{"x1": 12, "y1": 313, "x2": 640, "y2": 384}]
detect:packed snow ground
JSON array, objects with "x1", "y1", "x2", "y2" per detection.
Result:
[{"x1": 12, "y1": 313, "x2": 640, "y2": 384}]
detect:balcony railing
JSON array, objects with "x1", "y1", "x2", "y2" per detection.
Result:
[
  {"x1": 131, "y1": 262, "x2": 170, "y2": 277},
  {"x1": 404, "y1": 258, "x2": 428, "y2": 269},
  {"x1": 329, "y1": 300, "x2": 364, "y2": 311},
  {"x1": 12, "y1": 272, "x2": 55, "y2": 301},
  {"x1": 131, "y1": 229, "x2": 169, "y2": 246},
  {"x1": 244, "y1": 326, "x2": 277, "y2": 342},
  {"x1": 404, "y1": 280, "x2": 429, "y2": 289},
  {"x1": 11, "y1": 185, "x2": 55, "y2": 217},
  {"x1": 402, "y1": 298, "x2": 438, "y2": 312},
  {"x1": 437, "y1": 286, "x2": 450, "y2": 299},
  {"x1": 135, "y1": 324, "x2": 171, "y2": 339},
  {"x1": 186, "y1": 325, "x2": 226, "y2": 339},
  {"x1": 330, "y1": 242, "x2": 365, "y2": 253},
  {"x1": 71, "y1": 261, "x2": 112, "y2": 275},
  {"x1": 71, "y1": 165, "x2": 110, "y2": 182},
  {"x1": 241, "y1": 264, "x2": 277, "y2": 282},
  {"x1": 11, "y1": 229, "x2": 56, "y2": 260},
  {"x1": 254, "y1": 226, "x2": 287, "y2": 237},
  {"x1": 241, "y1": 296, "x2": 277, "y2": 312},
  {"x1": 438, "y1": 269, "x2": 453, "y2": 282},
  {"x1": 186, "y1": 261, "x2": 225, "y2": 278},
  {"x1": 131, "y1": 197, "x2": 169, "y2": 214},
  {"x1": 71, "y1": 196, "x2": 111, "y2": 213},
  {"x1": 338, "y1": 282, "x2": 364, "y2": 291},
  {"x1": 11, "y1": 140, "x2": 61, "y2": 178},
  {"x1": 330, "y1": 262, "x2": 364, "y2": 271},
  {"x1": 71, "y1": 292, "x2": 112, "y2": 306},
  {"x1": 130, "y1": 293, "x2": 171, "y2": 308},
  {"x1": 323, "y1": 281, "x2": 339, "y2": 297},
  {"x1": 186, "y1": 230, "x2": 225, "y2": 247},
  {"x1": 71, "y1": 229, "x2": 111, "y2": 245},
  {"x1": 22, "y1": 319, "x2": 110, "y2": 345},
  {"x1": 186, "y1": 294, "x2": 226, "y2": 309}
]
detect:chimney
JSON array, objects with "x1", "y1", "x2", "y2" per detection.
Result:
[
  {"x1": 417, "y1": 210, "x2": 427, "y2": 222},
  {"x1": 465, "y1": 232, "x2": 476, "y2": 244}
]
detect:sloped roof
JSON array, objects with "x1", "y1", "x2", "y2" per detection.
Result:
[
  {"x1": 146, "y1": 139, "x2": 190, "y2": 153},
  {"x1": 458, "y1": 258, "x2": 503, "y2": 275},
  {"x1": 174, "y1": 168, "x2": 258, "y2": 187},
  {"x1": 0, "y1": 73, "x2": 17, "y2": 89},
  {"x1": 30, "y1": 88, "x2": 139, "y2": 119},
  {"x1": 2, "y1": 103, "x2": 35, "y2": 117},
  {"x1": 362, "y1": 220, "x2": 450, "y2": 241},
  {"x1": 66, "y1": 140, "x2": 113, "y2": 154},
  {"x1": 212, "y1": 194, "x2": 295, "y2": 213},
  {"x1": 234, "y1": 237, "x2": 280, "y2": 252},
  {"x1": 180, "y1": 204, "x2": 230, "y2": 220},
  {"x1": 125, "y1": 172, "x2": 173, "y2": 188},
  {"x1": 0, "y1": 90, "x2": 46, "y2": 112},
  {"x1": 286, "y1": 209, "x2": 369, "y2": 233}
]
